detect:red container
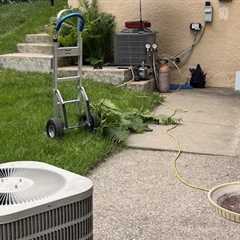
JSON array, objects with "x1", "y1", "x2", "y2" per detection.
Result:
[{"x1": 125, "y1": 21, "x2": 151, "y2": 29}]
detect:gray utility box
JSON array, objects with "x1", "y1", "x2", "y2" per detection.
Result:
[{"x1": 114, "y1": 30, "x2": 156, "y2": 66}]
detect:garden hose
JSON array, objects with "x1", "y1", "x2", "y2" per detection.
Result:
[
  {"x1": 167, "y1": 110, "x2": 240, "y2": 224},
  {"x1": 174, "y1": 24, "x2": 206, "y2": 67},
  {"x1": 167, "y1": 109, "x2": 210, "y2": 193},
  {"x1": 117, "y1": 66, "x2": 135, "y2": 88}
]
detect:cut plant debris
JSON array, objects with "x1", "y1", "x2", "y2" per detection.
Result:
[{"x1": 92, "y1": 99, "x2": 181, "y2": 143}]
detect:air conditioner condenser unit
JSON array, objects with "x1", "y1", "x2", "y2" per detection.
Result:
[
  {"x1": 0, "y1": 161, "x2": 93, "y2": 240},
  {"x1": 114, "y1": 31, "x2": 156, "y2": 66}
]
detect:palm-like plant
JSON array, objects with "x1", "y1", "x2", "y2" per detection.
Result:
[
  {"x1": 80, "y1": 0, "x2": 116, "y2": 67},
  {"x1": 57, "y1": 0, "x2": 116, "y2": 67}
]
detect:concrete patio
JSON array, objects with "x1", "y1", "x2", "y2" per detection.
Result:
[
  {"x1": 90, "y1": 88, "x2": 240, "y2": 239},
  {"x1": 128, "y1": 88, "x2": 240, "y2": 157}
]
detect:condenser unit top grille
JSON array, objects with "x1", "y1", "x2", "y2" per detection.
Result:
[
  {"x1": 0, "y1": 167, "x2": 65, "y2": 205},
  {"x1": 0, "y1": 161, "x2": 93, "y2": 224}
]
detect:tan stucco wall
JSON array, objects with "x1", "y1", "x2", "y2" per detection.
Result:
[
  {"x1": 70, "y1": 0, "x2": 240, "y2": 88},
  {"x1": 68, "y1": 0, "x2": 80, "y2": 8}
]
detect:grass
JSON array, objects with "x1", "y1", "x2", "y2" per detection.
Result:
[
  {"x1": 0, "y1": 1, "x2": 163, "y2": 174},
  {"x1": 0, "y1": 0, "x2": 66, "y2": 54},
  {"x1": 0, "y1": 69, "x2": 162, "y2": 174}
]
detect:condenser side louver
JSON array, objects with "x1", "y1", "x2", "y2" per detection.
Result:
[{"x1": 0, "y1": 162, "x2": 93, "y2": 240}]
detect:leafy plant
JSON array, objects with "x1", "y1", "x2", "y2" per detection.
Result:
[
  {"x1": 92, "y1": 99, "x2": 181, "y2": 143},
  {"x1": 80, "y1": 0, "x2": 116, "y2": 65},
  {"x1": 53, "y1": 0, "x2": 116, "y2": 66},
  {"x1": 88, "y1": 57, "x2": 103, "y2": 69}
]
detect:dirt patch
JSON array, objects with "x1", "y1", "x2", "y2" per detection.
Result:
[{"x1": 217, "y1": 194, "x2": 240, "y2": 214}]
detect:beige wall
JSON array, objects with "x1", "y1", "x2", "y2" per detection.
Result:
[
  {"x1": 68, "y1": 0, "x2": 80, "y2": 8},
  {"x1": 97, "y1": 0, "x2": 240, "y2": 88}
]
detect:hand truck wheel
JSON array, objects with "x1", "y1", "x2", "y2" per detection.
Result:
[
  {"x1": 83, "y1": 113, "x2": 98, "y2": 131},
  {"x1": 84, "y1": 114, "x2": 95, "y2": 131},
  {"x1": 46, "y1": 118, "x2": 64, "y2": 138}
]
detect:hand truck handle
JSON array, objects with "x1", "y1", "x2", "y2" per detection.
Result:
[{"x1": 56, "y1": 12, "x2": 85, "y2": 32}]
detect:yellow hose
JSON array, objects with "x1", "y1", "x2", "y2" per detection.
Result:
[{"x1": 167, "y1": 117, "x2": 210, "y2": 193}]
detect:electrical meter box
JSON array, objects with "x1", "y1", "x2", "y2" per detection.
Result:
[{"x1": 204, "y1": 1, "x2": 213, "y2": 23}]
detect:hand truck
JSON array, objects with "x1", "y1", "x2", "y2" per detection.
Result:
[{"x1": 46, "y1": 9, "x2": 95, "y2": 138}]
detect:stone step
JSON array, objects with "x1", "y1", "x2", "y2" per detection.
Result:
[
  {"x1": 17, "y1": 43, "x2": 53, "y2": 55},
  {"x1": 0, "y1": 53, "x2": 52, "y2": 73},
  {"x1": 58, "y1": 66, "x2": 132, "y2": 85},
  {"x1": 25, "y1": 33, "x2": 51, "y2": 44},
  {"x1": 127, "y1": 79, "x2": 154, "y2": 91},
  {"x1": 58, "y1": 66, "x2": 78, "y2": 77},
  {"x1": 0, "y1": 52, "x2": 132, "y2": 84}
]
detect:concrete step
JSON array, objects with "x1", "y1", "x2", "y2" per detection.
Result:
[
  {"x1": 17, "y1": 43, "x2": 53, "y2": 55},
  {"x1": 58, "y1": 66, "x2": 78, "y2": 77},
  {"x1": 127, "y1": 79, "x2": 154, "y2": 91},
  {"x1": 25, "y1": 33, "x2": 51, "y2": 44},
  {"x1": 58, "y1": 66, "x2": 132, "y2": 85},
  {"x1": 0, "y1": 53, "x2": 52, "y2": 73}
]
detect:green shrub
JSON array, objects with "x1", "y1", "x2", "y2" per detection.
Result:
[
  {"x1": 53, "y1": 0, "x2": 116, "y2": 67},
  {"x1": 80, "y1": 0, "x2": 116, "y2": 66}
]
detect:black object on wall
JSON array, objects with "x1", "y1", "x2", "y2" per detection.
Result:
[{"x1": 189, "y1": 64, "x2": 206, "y2": 88}]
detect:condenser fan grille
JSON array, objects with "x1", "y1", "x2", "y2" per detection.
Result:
[
  {"x1": 0, "y1": 193, "x2": 18, "y2": 205},
  {"x1": 0, "y1": 168, "x2": 16, "y2": 178},
  {"x1": 0, "y1": 167, "x2": 65, "y2": 205}
]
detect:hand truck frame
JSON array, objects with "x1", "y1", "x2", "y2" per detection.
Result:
[{"x1": 46, "y1": 9, "x2": 95, "y2": 138}]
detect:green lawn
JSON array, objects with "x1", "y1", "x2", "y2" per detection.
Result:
[
  {"x1": 0, "y1": 69, "x2": 161, "y2": 174},
  {"x1": 0, "y1": 0, "x2": 66, "y2": 54},
  {"x1": 0, "y1": 1, "x2": 163, "y2": 174}
]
